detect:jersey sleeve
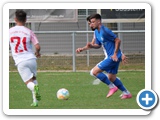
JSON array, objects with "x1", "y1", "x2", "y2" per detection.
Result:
[
  {"x1": 95, "y1": 38, "x2": 101, "y2": 45},
  {"x1": 30, "y1": 31, "x2": 39, "y2": 45},
  {"x1": 103, "y1": 27, "x2": 117, "y2": 41},
  {"x1": 94, "y1": 31, "x2": 102, "y2": 45}
]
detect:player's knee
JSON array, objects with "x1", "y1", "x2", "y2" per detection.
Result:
[
  {"x1": 90, "y1": 69, "x2": 96, "y2": 77},
  {"x1": 90, "y1": 69, "x2": 94, "y2": 76}
]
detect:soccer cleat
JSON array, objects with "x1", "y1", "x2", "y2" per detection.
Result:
[
  {"x1": 106, "y1": 87, "x2": 118, "y2": 98},
  {"x1": 121, "y1": 93, "x2": 132, "y2": 99},
  {"x1": 34, "y1": 85, "x2": 41, "y2": 101},
  {"x1": 31, "y1": 102, "x2": 38, "y2": 107}
]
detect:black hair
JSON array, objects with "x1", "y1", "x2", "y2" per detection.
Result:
[
  {"x1": 89, "y1": 13, "x2": 101, "y2": 20},
  {"x1": 86, "y1": 15, "x2": 91, "y2": 22},
  {"x1": 15, "y1": 10, "x2": 26, "y2": 23}
]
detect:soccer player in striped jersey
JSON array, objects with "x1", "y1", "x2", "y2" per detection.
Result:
[
  {"x1": 76, "y1": 13, "x2": 132, "y2": 99},
  {"x1": 9, "y1": 10, "x2": 41, "y2": 106}
]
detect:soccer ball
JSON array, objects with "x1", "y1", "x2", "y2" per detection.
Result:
[{"x1": 57, "y1": 88, "x2": 69, "y2": 100}]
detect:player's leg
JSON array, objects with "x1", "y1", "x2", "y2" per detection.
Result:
[
  {"x1": 25, "y1": 76, "x2": 41, "y2": 103},
  {"x1": 96, "y1": 58, "x2": 128, "y2": 98},
  {"x1": 114, "y1": 78, "x2": 132, "y2": 99},
  {"x1": 29, "y1": 60, "x2": 41, "y2": 102},
  {"x1": 32, "y1": 76, "x2": 41, "y2": 101},
  {"x1": 17, "y1": 59, "x2": 40, "y2": 107},
  {"x1": 107, "y1": 62, "x2": 132, "y2": 99},
  {"x1": 90, "y1": 60, "x2": 118, "y2": 97},
  {"x1": 28, "y1": 59, "x2": 41, "y2": 104},
  {"x1": 90, "y1": 66, "x2": 116, "y2": 88},
  {"x1": 25, "y1": 78, "x2": 39, "y2": 107}
]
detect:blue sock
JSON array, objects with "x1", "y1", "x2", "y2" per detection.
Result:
[
  {"x1": 113, "y1": 78, "x2": 127, "y2": 92},
  {"x1": 96, "y1": 72, "x2": 111, "y2": 85}
]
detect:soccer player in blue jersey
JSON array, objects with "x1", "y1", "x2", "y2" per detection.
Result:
[{"x1": 76, "y1": 13, "x2": 132, "y2": 99}]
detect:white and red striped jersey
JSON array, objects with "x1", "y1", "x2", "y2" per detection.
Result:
[{"x1": 9, "y1": 26, "x2": 39, "y2": 65}]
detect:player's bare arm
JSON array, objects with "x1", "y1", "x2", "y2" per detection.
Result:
[
  {"x1": 111, "y1": 38, "x2": 121, "y2": 62},
  {"x1": 76, "y1": 37, "x2": 96, "y2": 53},
  {"x1": 89, "y1": 42, "x2": 101, "y2": 49},
  {"x1": 91, "y1": 37, "x2": 95, "y2": 44},
  {"x1": 76, "y1": 43, "x2": 91, "y2": 53},
  {"x1": 35, "y1": 43, "x2": 41, "y2": 58},
  {"x1": 76, "y1": 41, "x2": 101, "y2": 53}
]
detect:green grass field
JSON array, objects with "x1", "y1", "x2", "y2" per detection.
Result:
[
  {"x1": 9, "y1": 71, "x2": 145, "y2": 109},
  {"x1": 9, "y1": 54, "x2": 145, "y2": 71}
]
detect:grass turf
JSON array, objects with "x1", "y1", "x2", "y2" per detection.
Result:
[{"x1": 9, "y1": 71, "x2": 144, "y2": 109}]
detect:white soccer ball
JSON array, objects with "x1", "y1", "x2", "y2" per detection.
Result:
[{"x1": 57, "y1": 88, "x2": 69, "y2": 100}]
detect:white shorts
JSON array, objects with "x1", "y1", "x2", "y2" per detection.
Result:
[{"x1": 17, "y1": 59, "x2": 37, "y2": 82}]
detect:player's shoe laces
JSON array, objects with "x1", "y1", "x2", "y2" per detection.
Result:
[
  {"x1": 121, "y1": 93, "x2": 132, "y2": 99},
  {"x1": 106, "y1": 87, "x2": 118, "y2": 98},
  {"x1": 31, "y1": 102, "x2": 38, "y2": 107},
  {"x1": 34, "y1": 85, "x2": 41, "y2": 101}
]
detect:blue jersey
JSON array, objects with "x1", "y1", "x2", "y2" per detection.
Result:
[{"x1": 94, "y1": 25, "x2": 122, "y2": 59}]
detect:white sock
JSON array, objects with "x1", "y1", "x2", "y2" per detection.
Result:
[
  {"x1": 108, "y1": 82, "x2": 116, "y2": 88},
  {"x1": 32, "y1": 91, "x2": 38, "y2": 103},
  {"x1": 122, "y1": 90, "x2": 130, "y2": 95},
  {"x1": 27, "y1": 82, "x2": 35, "y2": 91},
  {"x1": 27, "y1": 82, "x2": 37, "y2": 103}
]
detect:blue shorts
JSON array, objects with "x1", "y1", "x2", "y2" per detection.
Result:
[{"x1": 97, "y1": 57, "x2": 121, "y2": 74}]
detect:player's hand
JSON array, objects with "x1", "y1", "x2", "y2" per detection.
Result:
[
  {"x1": 121, "y1": 54, "x2": 128, "y2": 64},
  {"x1": 35, "y1": 52, "x2": 41, "y2": 58},
  {"x1": 111, "y1": 54, "x2": 118, "y2": 62},
  {"x1": 76, "y1": 48, "x2": 84, "y2": 53}
]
